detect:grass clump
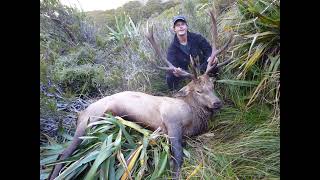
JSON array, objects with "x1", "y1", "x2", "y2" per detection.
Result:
[
  {"x1": 182, "y1": 105, "x2": 279, "y2": 179},
  {"x1": 40, "y1": 114, "x2": 176, "y2": 180},
  {"x1": 40, "y1": 0, "x2": 280, "y2": 179}
]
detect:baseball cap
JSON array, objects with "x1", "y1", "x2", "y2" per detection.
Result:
[{"x1": 172, "y1": 15, "x2": 187, "y2": 26}]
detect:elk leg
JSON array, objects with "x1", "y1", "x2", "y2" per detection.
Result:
[
  {"x1": 48, "y1": 119, "x2": 88, "y2": 180},
  {"x1": 49, "y1": 101, "x2": 113, "y2": 179},
  {"x1": 167, "y1": 123, "x2": 183, "y2": 179}
]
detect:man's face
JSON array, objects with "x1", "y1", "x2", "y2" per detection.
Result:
[{"x1": 174, "y1": 20, "x2": 188, "y2": 36}]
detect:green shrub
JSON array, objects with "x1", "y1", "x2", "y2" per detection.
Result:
[
  {"x1": 40, "y1": 58, "x2": 48, "y2": 84},
  {"x1": 53, "y1": 64, "x2": 108, "y2": 96},
  {"x1": 40, "y1": 0, "x2": 280, "y2": 179}
]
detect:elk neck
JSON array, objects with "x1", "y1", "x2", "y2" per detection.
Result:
[{"x1": 176, "y1": 93, "x2": 213, "y2": 136}]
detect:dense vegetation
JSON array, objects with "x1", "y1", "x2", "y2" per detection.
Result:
[{"x1": 40, "y1": 0, "x2": 280, "y2": 179}]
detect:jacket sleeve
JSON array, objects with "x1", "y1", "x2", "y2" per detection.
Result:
[
  {"x1": 167, "y1": 44, "x2": 178, "y2": 67},
  {"x1": 198, "y1": 35, "x2": 212, "y2": 72}
]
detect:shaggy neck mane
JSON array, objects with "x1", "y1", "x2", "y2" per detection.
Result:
[{"x1": 177, "y1": 94, "x2": 213, "y2": 136}]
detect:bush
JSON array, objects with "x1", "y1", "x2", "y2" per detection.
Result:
[
  {"x1": 53, "y1": 63, "x2": 108, "y2": 96},
  {"x1": 40, "y1": 0, "x2": 280, "y2": 179}
]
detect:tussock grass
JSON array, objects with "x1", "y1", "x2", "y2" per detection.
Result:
[
  {"x1": 182, "y1": 105, "x2": 279, "y2": 179},
  {"x1": 40, "y1": 0, "x2": 280, "y2": 179},
  {"x1": 40, "y1": 114, "x2": 174, "y2": 180}
]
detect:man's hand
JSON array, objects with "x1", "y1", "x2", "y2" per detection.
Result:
[{"x1": 173, "y1": 67, "x2": 183, "y2": 77}]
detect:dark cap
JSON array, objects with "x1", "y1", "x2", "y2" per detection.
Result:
[{"x1": 172, "y1": 15, "x2": 187, "y2": 26}]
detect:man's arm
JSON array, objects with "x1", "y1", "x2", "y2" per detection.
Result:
[
  {"x1": 167, "y1": 44, "x2": 183, "y2": 77},
  {"x1": 167, "y1": 44, "x2": 177, "y2": 67}
]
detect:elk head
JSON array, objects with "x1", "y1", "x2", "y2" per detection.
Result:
[
  {"x1": 146, "y1": 10, "x2": 233, "y2": 111},
  {"x1": 173, "y1": 75, "x2": 222, "y2": 111}
]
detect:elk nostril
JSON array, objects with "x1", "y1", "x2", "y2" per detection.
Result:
[{"x1": 213, "y1": 101, "x2": 222, "y2": 108}]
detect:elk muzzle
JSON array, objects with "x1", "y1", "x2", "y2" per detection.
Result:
[{"x1": 212, "y1": 100, "x2": 223, "y2": 110}]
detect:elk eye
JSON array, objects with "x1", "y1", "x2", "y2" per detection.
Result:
[{"x1": 196, "y1": 90, "x2": 202, "y2": 93}]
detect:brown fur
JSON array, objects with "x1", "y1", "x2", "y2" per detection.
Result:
[{"x1": 179, "y1": 94, "x2": 213, "y2": 137}]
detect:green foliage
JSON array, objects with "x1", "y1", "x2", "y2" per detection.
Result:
[
  {"x1": 40, "y1": 0, "x2": 102, "y2": 97},
  {"x1": 53, "y1": 64, "x2": 106, "y2": 96},
  {"x1": 40, "y1": 0, "x2": 280, "y2": 179},
  {"x1": 40, "y1": 95, "x2": 58, "y2": 116},
  {"x1": 106, "y1": 12, "x2": 140, "y2": 45},
  {"x1": 41, "y1": 0, "x2": 96, "y2": 47},
  {"x1": 40, "y1": 114, "x2": 174, "y2": 180},
  {"x1": 182, "y1": 106, "x2": 279, "y2": 179},
  {"x1": 87, "y1": 0, "x2": 179, "y2": 29},
  {"x1": 222, "y1": 0, "x2": 280, "y2": 107},
  {"x1": 122, "y1": 1, "x2": 143, "y2": 24},
  {"x1": 142, "y1": 0, "x2": 163, "y2": 18},
  {"x1": 40, "y1": 58, "x2": 48, "y2": 83}
]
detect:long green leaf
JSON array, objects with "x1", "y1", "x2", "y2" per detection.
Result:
[
  {"x1": 157, "y1": 152, "x2": 168, "y2": 178},
  {"x1": 84, "y1": 134, "x2": 114, "y2": 180},
  {"x1": 114, "y1": 129, "x2": 122, "y2": 148},
  {"x1": 273, "y1": 56, "x2": 280, "y2": 73},
  {"x1": 100, "y1": 157, "x2": 110, "y2": 180},
  {"x1": 244, "y1": 31, "x2": 276, "y2": 39},
  {"x1": 118, "y1": 123, "x2": 135, "y2": 148},
  {"x1": 40, "y1": 155, "x2": 59, "y2": 166},
  {"x1": 116, "y1": 116, "x2": 151, "y2": 136},
  {"x1": 121, "y1": 145, "x2": 143, "y2": 180},
  {"x1": 78, "y1": 136, "x2": 99, "y2": 140},
  {"x1": 217, "y1": 79, "x2": 259, "y2": 86},
  {"x1": 41, "y1": 144, "x2": 64, "y2": 151},
  {"x1": 109, "y1": 155, "x2": 116, "y2": 180},
  {"x1": 247, "y1": 34, "x2": 258, "y2": 61},
  {"x1": 254, "y1": 12, "x2": 280, "y2": 27},
  {"x1": 45, "y1": 154, "x2": 86, "y2": 166},
  {"x1": 91, "y1": 125, "x2": 115, "y2": 134},
  {"x1": 55, "y1": 150, "x2": 99, "y2": 180},
  {"x1": 243, "y1": 44, "x2": 267, "y2": 74},
  {"x1": 87, "y1": 120, "x2": 114, "y2": 128},
  {"x1": 65, "y1": 163, "x2": 88, "y2": 180}
]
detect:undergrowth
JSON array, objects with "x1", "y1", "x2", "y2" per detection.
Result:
[{"x1": 40, "y1": 0, "x2": 280, "y2": 179}]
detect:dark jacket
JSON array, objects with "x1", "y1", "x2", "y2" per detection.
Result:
[{"x1": 167, "y1": 31, "x2": 212, "y2": 73}]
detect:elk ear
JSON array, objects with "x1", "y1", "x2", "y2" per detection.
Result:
[{"x1": 174, "y1": 86, "x2": 191, "y2": 97}]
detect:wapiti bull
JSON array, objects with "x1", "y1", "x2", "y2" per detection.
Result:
[{"x1": 49, "y1": 10, "x2": 233, "y2": 180}]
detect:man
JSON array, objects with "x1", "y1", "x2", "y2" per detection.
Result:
[{"x1": 166, "y1": 15, "x2": 215, "y2": 90}]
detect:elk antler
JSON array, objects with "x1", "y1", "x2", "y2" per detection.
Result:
[
  {"x1": 205, "y1": 10, "x2": 233, "y2": 75},
  {"x1": 146, "y1": 24, "x2": 195, "y2": 79},
  {"x1": 189, "y1": 55, "x2": 198, "y2": 79}
]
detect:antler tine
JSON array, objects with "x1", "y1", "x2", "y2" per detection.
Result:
[
  {"x1": 146, "y1": 24, "x2": 174, "y2": 69},
  {"x1": 210, "y1": 10, "x2": 218, "y2": 53},
  {"x1": 189, "y1": 55, "x2": 198, "y2": 79},
  {"x1": 212, "y1": 36, "x2": 233, "y2": 59},
  {"x1": 146, "y1": 24, "x2": 195, "y2": 79},
  {"x1": 205, "y1": 10, "x2": 233, "y2": 75}
]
